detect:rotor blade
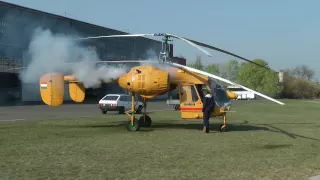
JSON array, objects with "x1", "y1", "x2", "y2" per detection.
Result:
[
  {"x1": 171, "y1": 62, "x2": 285, "y2": 105},
  {"x1": 92, "y1": 60, "x2": 157, "y2": 64},
  {"x1": 75, "y1": 33, "x2": 156, "y2": 40},
  {"x1": 7, "y1": 67, "x2": 28, "y2": 71},
  {"x1": 7, "y1": 60, "x2": 158, "y2": 71},
  {"x1": 182, "y1": 37, "x2": 270, "y2": 70},
  {"x1": 165, "y1": 33, "x2": 212, "y2": 57}
]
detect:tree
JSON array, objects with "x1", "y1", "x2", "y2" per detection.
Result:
[
  {"x1": 216, "y1": 60, "x2": 239, "y2": 81},
  {"x1": 282, "y1": 66, "x2": 318, "y2": 99},
  {"x1": 289, "y1": 65, "x2": 314, "y2": 81},
  {"x1": 236, "y1": 59, "x2": 280, "y2": 97},
  {"x1": 187, "y1": 55, "x2": 204, "y2": 70},
  {"x1": 204, "y1": 64, "x2": 219, "y2": 75}
]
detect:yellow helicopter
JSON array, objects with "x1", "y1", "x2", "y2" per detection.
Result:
[{"x1": 35, "y1": 33, "x2": 285, "y2": 132}]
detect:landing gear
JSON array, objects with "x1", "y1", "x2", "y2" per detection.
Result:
[
  {"x1": 126, "y1": 118, "x2": 140, "y2": 131},
  {"x1": 139, "y1": 115, "x2": 152, "y2": 127},
  {"x1": 218, "y1": 113, "x2": 227, "y2": 132},
  {"x1": 125, "y1": 94, "x2": 152, "y2": 131},
  {"x1": 139, "y1": 98, "x2": 152, "y2": 127}
]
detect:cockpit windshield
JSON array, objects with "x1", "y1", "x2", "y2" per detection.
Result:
[{"x1": 208, "y1": 77, "x2": 230, "y2": 107}]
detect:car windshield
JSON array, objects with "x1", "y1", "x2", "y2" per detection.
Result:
[{"x1": 102, "y1": 95, "x2": 119, "y2": 100}]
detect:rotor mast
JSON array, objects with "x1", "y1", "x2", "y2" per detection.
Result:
[{"x1": 158, "y1": 34, "x2": 173, "y2": 64}]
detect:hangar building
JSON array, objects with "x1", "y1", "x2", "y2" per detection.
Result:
[{"x1": 0, "y1": 1, "x2": 184, "y2": 105}]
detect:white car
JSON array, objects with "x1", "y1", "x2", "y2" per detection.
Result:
[{"x1": 98, "y1": 94, "x2": 144, "y2": 114}]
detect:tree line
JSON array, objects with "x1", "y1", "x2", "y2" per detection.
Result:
[{"x1": 187, "y1": 55, "x2": 320, "y2": 99}]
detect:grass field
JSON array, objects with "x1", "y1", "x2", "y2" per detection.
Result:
[{"x1": 1, "y1": 100, "x2": 320, "y2": 180}]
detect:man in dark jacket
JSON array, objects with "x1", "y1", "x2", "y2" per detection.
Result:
[{"x1": 202, "y1": 89, "x2": 215, "y2": 133}]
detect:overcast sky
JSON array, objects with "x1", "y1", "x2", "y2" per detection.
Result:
[{"x1": 3, "y1": 0, "x2": 320, "y2": 78}]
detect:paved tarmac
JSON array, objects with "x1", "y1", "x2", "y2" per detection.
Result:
[
  {"x1": 0, "y1": 101, "x2": 174, "y2": 122},
  {"x1": 0, "y1": 99, "x2": 259, "y2": 123}
]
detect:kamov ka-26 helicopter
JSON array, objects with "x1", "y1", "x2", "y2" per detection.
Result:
[{"x1": 38, "y1": 33, "x2": 285, "y2": 132}]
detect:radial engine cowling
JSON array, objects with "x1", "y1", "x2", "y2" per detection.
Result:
[{"x1": 118, "y1": 65, "x2": 169, "y2": 98}]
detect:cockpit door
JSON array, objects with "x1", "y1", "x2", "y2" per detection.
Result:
[{"x1": 178, "y1": 84, "x2": 204, "y2": 119}]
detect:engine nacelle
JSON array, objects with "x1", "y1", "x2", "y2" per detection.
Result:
[{"x1": 118, "y1": 65, "x2": 170, "y2": 98}]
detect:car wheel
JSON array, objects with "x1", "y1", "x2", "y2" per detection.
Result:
[
  {"x1": 101, "y1": 110, "x2": 107, "y2": 114},
  {"x1": 119, "y1": 107, "x2": 125, "y2": 114}
]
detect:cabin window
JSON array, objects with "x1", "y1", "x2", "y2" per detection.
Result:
[
  {"x1": 214, "y1": 88, "x2": 229, "y2": 107},
  {"x1": 190, "y1": 85, "x2": 199, "y2": 102},
  {"x1": 195, "y1": 84, "x2": 204, "y2": 101}
]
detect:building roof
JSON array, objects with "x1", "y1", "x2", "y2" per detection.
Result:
[{"x1": 0, "y1": 0, "x2": 160, "y2": 43}]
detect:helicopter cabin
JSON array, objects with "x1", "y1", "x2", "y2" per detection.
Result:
[{"x1": 177, "y1": 78, "x2": 232, "y2": 119}]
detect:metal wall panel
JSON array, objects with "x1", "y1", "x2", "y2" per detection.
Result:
[{"x1": 0, "y1": 1, "x2": 162, "y2": 104}]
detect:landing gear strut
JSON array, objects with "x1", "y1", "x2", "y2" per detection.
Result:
[
  {"x1": 125, "y1": 94, "x2": 152, "y2": 131},
  {"x1": 218, "y1": 113, "x2": 227, "y2": 132}
]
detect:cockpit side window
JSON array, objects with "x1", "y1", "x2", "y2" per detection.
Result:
[
  {"x1": 190, "y1": 85, "x2": 199, "y2": 102},
  {"x1": 208, "y1": 77, "x2": 229, "y2": 107},
  {"x1": 195, "y1": 84, "x2": 204, "y2": 102}
]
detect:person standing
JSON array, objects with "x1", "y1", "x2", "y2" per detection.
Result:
[{"x1": 202, "y1": 89, "x2": 215, "y2": 133}]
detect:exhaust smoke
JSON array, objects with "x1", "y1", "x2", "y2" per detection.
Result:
[{"x1": 20, "y1": 28, "x2": 127, "y2": 88}]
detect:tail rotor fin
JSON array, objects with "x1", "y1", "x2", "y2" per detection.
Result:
[
  {"x1": 40, "y1": 73, "x2": 64, "y2": 106},
  {"x1": 69, "y1": 82, "x2": 85, "y2": 103}
]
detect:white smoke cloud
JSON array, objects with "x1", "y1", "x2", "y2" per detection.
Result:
[{"x1": 20, "y1": 28, "x2": 127, "y2": 88}]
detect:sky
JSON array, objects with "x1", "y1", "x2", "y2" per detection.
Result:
[{"x1": 2, "y1": 0, "x2": 320, "y2": 79}]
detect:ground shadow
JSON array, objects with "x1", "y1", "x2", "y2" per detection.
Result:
[
  {"x1": 79, "y1": 120, "x2": 320, "y2": 141},
  {"x1": 260, "y1": 124, "x2": 320, "y2": 141},
  {"x1": 237, "y1": 121, "x2": 320, "y2": 141},
  {"x1": 81, "y1": 121, "x2": 269, "y2": 132},
  {"x1": 254, "y1": 144, "x2": 294, "y2": 150}
]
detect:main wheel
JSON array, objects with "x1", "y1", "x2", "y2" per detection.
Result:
[
  {"x1": 139, "y1": 115, "x2": 152, "y2": 127},
  {"x1": 219, "y1": 124, "x2": 227, "y2": 132},
  {"x1": 127, "y1": 118, "x2": 140, "y2": 131}
]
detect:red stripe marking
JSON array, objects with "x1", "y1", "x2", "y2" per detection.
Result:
[{"x1": 180, "y1": 108, "x2": 202, "y2": 111}]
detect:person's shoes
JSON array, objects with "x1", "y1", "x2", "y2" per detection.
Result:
[{"x1": 203, "y1": 126, "x2": 209, "y2": 133}]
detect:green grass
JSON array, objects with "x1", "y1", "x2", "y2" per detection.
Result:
[{"x1": 1, "y1": 99, "x2": 320, "y2": 180}]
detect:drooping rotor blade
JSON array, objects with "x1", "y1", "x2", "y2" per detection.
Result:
[
  {"x1": 74, "y1": 32, "x2": 213, "y2": 57},
  {"x1": 7, "y1": 67, "x2": 28, "y2": 71},
  {"x1": 75, "y1": 33, "x2": 156, "y2": 40},
  {"x1": 92, "y1": 60, "x2": 156, "y2": 64},
  {"x1": 181, "y1": 37, "x2": 270, "y2": 70},
  {"x1": 7, "y1": 60, "x2": 158, "y2": 71},
  {"x1": 171, "y1": 62, "x2": 285, "y2": 105},
  {"x1": 165, "y1": 33, "x2": 212, "y2": 57}
]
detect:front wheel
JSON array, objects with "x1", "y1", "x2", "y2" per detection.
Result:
[{"x1": 127, "y1": 118, "x2": 140, "y2": 131}]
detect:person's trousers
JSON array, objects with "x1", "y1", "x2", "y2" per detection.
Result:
[{"x1": 203, "y1": 110, "x2": 211, "y2": 128}]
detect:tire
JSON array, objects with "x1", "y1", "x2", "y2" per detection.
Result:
[
  {"x1": 118, "y1": 107, "x2": 125, "y2": 114},
  {"x1": 139, "y1": 115, "x2": 152, "y2": 127},
  {"x1": 101, "y1": 109, "x2": 107, "y2": 114},
  {"x1": 127, "y1": 118, "x2": 140, "y2": 131}
]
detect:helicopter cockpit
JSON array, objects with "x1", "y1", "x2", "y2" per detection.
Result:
[{"x1": 207, "y1": 77, "x2": 231, "y2": 108}]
